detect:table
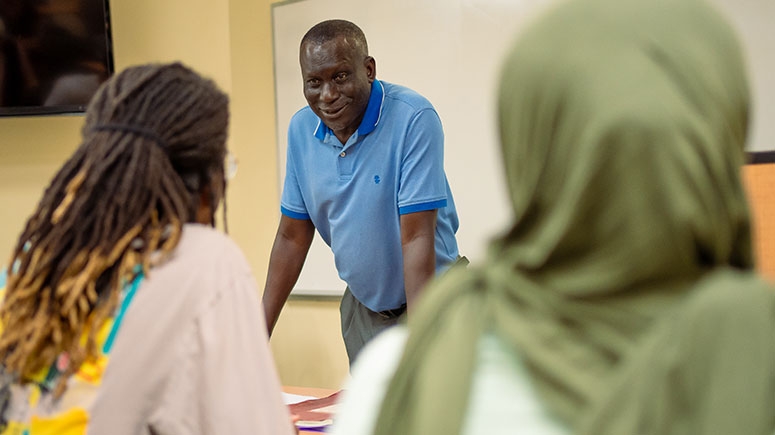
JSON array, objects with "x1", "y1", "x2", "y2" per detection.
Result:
[
  {"x1": 284, "y1": 386, "x2": 339, "y2": 434},
  {"x1": 284, "y1": 385, "x2": 338, "y2": 398}
]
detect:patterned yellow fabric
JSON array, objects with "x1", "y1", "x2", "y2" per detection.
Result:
[
  {"x1": 29, "y1": 409, "x2": 88, "y2": 435},
  {"x1": 0, "y1": 274, "x2": 142, "y2": 435}
]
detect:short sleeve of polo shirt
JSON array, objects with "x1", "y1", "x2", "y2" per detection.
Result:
[
  {"x1": 397, "y1": 108, "x2": 448, "y2": 215},
  {"x1": 280, "y1": 124, "x2": 310, "y2": 220}
]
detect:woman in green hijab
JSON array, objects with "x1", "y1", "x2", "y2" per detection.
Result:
[{"x1": 330, "y1": 0, "x2": 775, "y2": 433}]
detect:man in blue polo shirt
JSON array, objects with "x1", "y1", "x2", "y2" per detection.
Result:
[{"x1": 262, "y1": 19, "x2": 460, "y2": 365}]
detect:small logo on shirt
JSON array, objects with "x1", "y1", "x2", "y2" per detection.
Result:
[{"x1": 374, "y1": 175, "x2": 381, "y2": 184}]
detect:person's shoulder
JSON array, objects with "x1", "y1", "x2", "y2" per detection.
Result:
[
  {"x1": 173, "y1": 224, "x2": 252, "y2": 274},
  {"x1": 330, "y1": 326, "x2": 409, "y2": 435},
  {"x1": 288, "y1": 106, "x2": 321, "y2": 141},
  {"x1": 289, "y1": 105, "x2": 318, "y2": 125},
  {"x1": 150, "y1": 224, "x2": 256, "y2": 306},
  {"x1": 353, "y1": 326, "x2": 409, "y2": 374},
  {"x1": 684, "y1": 268, "x2": 775, "y2": 321},
  {"x1": 381, "y1": 81, "x2": 435, "y2": 112},
  {"x1": 178, "y1": 223, "x2": 233, "y2": 250}
]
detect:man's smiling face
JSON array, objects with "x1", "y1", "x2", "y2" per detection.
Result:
[{"x1": 300, "y1": 36, "x2": 375, "y2": 143}]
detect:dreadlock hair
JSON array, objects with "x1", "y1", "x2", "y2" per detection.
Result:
[{"x1": 0, "y1": 62, "x2": 229, "y2": 395}]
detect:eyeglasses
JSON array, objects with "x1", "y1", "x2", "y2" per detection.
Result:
[{"x1": 225, "y1": 152, "x2": 238, "y2": 181}]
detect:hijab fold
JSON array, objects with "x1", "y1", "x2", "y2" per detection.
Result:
[{"x1": 375, "y1": 0, "x2": 775, "y2": 433}]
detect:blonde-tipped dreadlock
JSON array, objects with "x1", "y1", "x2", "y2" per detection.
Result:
[{"x1": 0, "y1": 63, "x2": 229, "y2": 395}]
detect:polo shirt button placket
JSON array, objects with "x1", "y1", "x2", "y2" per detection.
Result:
[{"x1": 340, "y1": 151, "x2": 346, "y2": 157}]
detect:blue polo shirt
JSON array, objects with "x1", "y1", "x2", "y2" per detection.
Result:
[{"x1": 281, "y1": 80, "x2": 460, "y2": 312}]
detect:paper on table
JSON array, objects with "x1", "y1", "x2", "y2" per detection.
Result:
[
  {"x1": 296, "y1": 419, "x2": 333, "y2": 430},
  {"x1": 289, "y1": 390, "x2": 343, "y2": 431},
  {"x1": 282, "y1": 392, "x2": 318, "y2": 405}
]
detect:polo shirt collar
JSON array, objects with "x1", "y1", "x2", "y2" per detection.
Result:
[{"x1": 313, "y1": 80, "x2": 385, "y2": 141}]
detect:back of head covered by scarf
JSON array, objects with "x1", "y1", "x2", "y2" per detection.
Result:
[{"x1": 374, "y1": 0, "x2": 775, "y2": 434}]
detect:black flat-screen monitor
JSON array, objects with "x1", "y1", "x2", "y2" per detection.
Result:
[{"x1": 0, "y1": 0, "x2": 114, "y2": 116}]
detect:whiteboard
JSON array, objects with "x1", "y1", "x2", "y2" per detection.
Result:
[
  {"x1": 712, "y1": 0, "x2": 775, "y2": 154},
  {"x1": 271, "y1": 0, "x2": 775, "y2": 296}
]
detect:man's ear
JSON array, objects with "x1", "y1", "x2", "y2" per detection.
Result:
[{"x1": 365, "y1": 56, "x2": 376, "y2": 82}]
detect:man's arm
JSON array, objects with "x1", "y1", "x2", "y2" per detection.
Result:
[
  {"x1": 262, "y1": 214, "x2": 315, "y2": 336},
  {"x1": 400, "y1": 209, "x2": 437, "y2": 313}
]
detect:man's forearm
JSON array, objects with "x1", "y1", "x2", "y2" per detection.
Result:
[
  {"x1": 262, "y1": 243, "x2": 309, "y2": 336},
  {"x1": 400, "y1": 210, "x2": 438, "y2": 313},
  {"x1": 262, "y1": 281, "x2": 294, "y2": 337},
  {"x1": 402, "y1": 236, "x2": 436, "y2": 312},
  {"x1": 262, "y1": 217, "x2": 315, "y2": 336}
]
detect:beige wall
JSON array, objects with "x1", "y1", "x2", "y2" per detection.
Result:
[
  {"x1": 224, "y1": 0, "x2": 349, "y2": 390},
  {"x1": 0, "y1": 117, "x2": 80, "y2": 259},
  {"x1": 0, "y1": 0, "x2": 347, "y2": 389}
]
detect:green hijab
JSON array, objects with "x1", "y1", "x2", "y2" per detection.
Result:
[{"x1": 375, "y1": 0, "x2": 775, "y2": 433}]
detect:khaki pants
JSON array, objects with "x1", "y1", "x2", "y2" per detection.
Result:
[
  {"x1": 339, "y1": 287, "x2": 406, "y2": 366},
  {"x1": 338, "y1": 256, "x2": 467, "y2": 366}
]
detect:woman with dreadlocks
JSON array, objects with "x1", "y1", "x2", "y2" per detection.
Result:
[{"x1": 0, "y1": 62, "x2": 295, "y2": 434}]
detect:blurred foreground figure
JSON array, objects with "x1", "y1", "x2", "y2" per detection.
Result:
[
  {"x1": 332, "y1": 0, "x2": 775, "y2": 434},
  {"x1": 0, "y1": 63, "x2": 294, "y2": 435}
]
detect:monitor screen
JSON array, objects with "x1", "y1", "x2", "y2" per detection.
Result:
[{"x1": 0, "y1": 0, "x2": 114, "y2": 116}]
